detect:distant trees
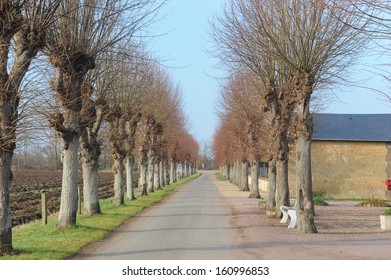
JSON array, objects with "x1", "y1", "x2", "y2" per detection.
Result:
[
  {"x1": 215, "y1": 72, "x2": 266, "y2": 198},
  {"x1": 210, "y1": 0, "x2": 371, "y2": 233}
]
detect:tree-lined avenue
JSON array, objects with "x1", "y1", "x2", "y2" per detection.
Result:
[{"x1": 75, "y1": 172, "x2": 235, "y2": 260}]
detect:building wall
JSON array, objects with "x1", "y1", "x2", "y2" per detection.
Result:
[
  {"x1": 288, "y1": 141, "x2": 388, "y2": 199},
  {"x1": 386, "y1": 144, "x2": 391, "y2": 178}
]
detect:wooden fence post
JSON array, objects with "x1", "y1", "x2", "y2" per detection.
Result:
[{"x1": 41, "y1": 191, "x2": 47, "y2": 225}]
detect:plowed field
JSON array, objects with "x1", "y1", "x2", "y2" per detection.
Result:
[{"x1": 10, "y1": 169, "x2": 116, "y2": 227}]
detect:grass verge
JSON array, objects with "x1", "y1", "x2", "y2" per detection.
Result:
[
  {"x1": 1, "y1": 172, "x2": 202, "y2": 260},
  {"x1": 214, "y1": 172, "x2": 227, "y2": 181}
]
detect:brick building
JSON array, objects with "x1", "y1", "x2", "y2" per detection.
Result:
[{"x1": 260, "y1": 114, "x2": 391, "y2": 199}]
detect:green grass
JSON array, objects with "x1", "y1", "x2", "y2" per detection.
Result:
[
  {"x1": 214, "y1": 172, "x2": 227, "y2": 181},
  {"x1": 1, "y1": 172, "x2": 202, "y2": 260},
  {"x1": 313, "y1": 192, "x2": 329, "y2": 206},
  {"x1": 360, "y1": 198, "x2": 389, "y2": 207}
]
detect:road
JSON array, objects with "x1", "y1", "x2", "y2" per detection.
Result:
[{"x1": 74, "y1": 171, "x2": 237, "y2": 260}]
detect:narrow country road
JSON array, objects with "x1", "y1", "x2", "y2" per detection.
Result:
[{"x1": 74, "y1": 171, "x2": 237, "y2": 260}]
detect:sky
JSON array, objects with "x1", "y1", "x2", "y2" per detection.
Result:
[{"x1": 149, "y1": 0, "x2": 391, "y2": 146}]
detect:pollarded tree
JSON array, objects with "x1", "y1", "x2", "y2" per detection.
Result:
[
  {"x1": 0, "y1": 0, "x2": 61, "y2": 255},
  {"x1": 255, "y1": 0, "x2": 368, "y2": 233},
  {"x1": 210, "y1": 0, "x2": 295, "y2": 214},
  {"x1": 137, "y1": 64, "x2": 185, "y2": 194},
  {"x1": 46, "y1": 0, "x2": 163, "y2": 228},
  {"x1": 222, "y1": 71, "x2": 268, "y2": 198},
  {"x1": 212, "y1": 0, "x2": 369, "y2": 233},
  {"x1": 78, "y1": 49, "x2": 119, "y2": 215},
  {"x1": 106, "y1": 48, "x2": 150, "y2": 205}
]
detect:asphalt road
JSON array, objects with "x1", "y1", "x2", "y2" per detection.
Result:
[{"x1": 74, "y1": 172, "x2": 236, "y2": 260}]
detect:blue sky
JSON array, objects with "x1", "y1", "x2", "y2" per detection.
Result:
[{"x1": 150, "y1": 0, "x2": 391, "y2": 145}]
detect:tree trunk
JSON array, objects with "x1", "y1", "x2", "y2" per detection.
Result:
[
  {"x1": 57, "y1": 135, "x2": 79, "y2": 228},
  {"x1": 0, "y1": 150, "x2": 13, "y2": 255},
  {"x1": 160, "y1": 160, "x2": 165, "y2": 187},
  {"x1": 266, "y1": 159, "x2": 277, "y2": 209},
  {"x1": 249, "y1": 157, "x2": 261, "y2": 198},
  {"x1": 79, "y1": 130, "x2": 101, "y2": 215},
  {"x1": 240, "y1": 160, "x2": 249, "y2": 191},
  {"x1": 184, "y1": 160, "x2": 189, "y2": 177},
  {"x1": 154, "y1": 162, "x2": 161, "y2": 190},
  {"x1": 295, "y1": 109, "x2": 317, "y2": 233},
  {"x1": 293, "y1": 73, "x2": 317, "y2": 233},
  {"x1": 147, "y1": 150, "x2": 154, "y2": 193},
  {"x1": 139, "y1": 155, "x2": 148, "y2": 196},
  {"x1": 275, "y1": 158, "x2": 290, "y2": 218},
  {"x1": 165, "y1": 160, "x2": 170, "y2": 185},
  {"x1": 235, "y1": 160, "x2": 240, "y2": 186},
  {"x1": 81, "y1": 160, "x2": 101, "y2": 215},
  {"x1": 126, "y1": 156, "x2": 136, "y2": 200},
  {"x1": 113, "y1": 159, "x2": 124, "y2": 206},
  {"x1": 169, "y1": 160, "x2": 176, "y2": 184}
]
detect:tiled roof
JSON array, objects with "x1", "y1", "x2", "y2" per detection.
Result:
[{"x1": 312, "y1": 113, "x2": 391, "y2": 142}]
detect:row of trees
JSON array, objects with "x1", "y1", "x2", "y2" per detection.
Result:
[
  {"x1": 210, "y1": 0, "x2": 387, "y2": 233},
  {"x1": 0, "y1": 0, "x2": 199, "y2": 255}
]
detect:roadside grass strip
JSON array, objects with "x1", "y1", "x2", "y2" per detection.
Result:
[{"x1": 1, "y1": 172, "x2": 202, "y2": 260}]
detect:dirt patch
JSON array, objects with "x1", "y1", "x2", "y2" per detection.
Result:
[{"x1": 213, "y1": 175, "x2": 391, "y2": 260}]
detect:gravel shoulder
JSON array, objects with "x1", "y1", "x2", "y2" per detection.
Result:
[{"x1": 212, "y1": 172, "x2": 391, "y2": 260}]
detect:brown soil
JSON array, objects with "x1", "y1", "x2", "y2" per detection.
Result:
[
  {"x1": 214, "y1": 176, "x2": 391, "y2": 260},
  {"x1": 10, "y1": 169, "x2": 116, "y2": 226}
]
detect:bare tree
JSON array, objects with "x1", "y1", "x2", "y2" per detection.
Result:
[
  {"x1": 78, "y1": 49, "x2": 118, "y2": 215},
  {"x1": 261, "y1": 0, "x2": 368, "y2": 233},
  {"x1": 211, "y1": 0, "x2": 369, "y2": 232},
  {"x1": 0, "y1": 0, "x2": 61, "y2": 255},
  {"x1": 46, "y1": 0, "x2": 163, "y2": 228},
  {"x1": 210, "y1": 0, "x2": 294, "y2": 216},
  {"x1": 105, "y1": 49, "x2": 147, "y2": 205}
]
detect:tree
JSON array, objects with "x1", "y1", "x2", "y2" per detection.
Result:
[
  {"x1": 210, "y1": 0, "x2": 294, "y2": 215},
  {"x1": 0, "y1": 0, "x2": 61, "y2": 255},
  {"x1": 257, "y1": 0, "x2": 368, "y2": 233},
  {"x1": 216, "y1": 71, "x2": 267, "y2": 198},
  {"x1": 46, "y1": 0, "x2": 162, "y2": 228},
  {"x1": 211, "y1": 0, "x2": 369, "y2": 232}
]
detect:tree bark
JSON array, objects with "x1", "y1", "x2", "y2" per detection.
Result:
[
  {"x1": 240, "y1": 160, "x2": 249, "y2": 191},
  {"x1": 159, "y1": 160, "x2": 165, "y2": 187},
  {"x1": 113, "y1": 159, "x2": 124, "y2": 206},
  {"x1": 79, "y1": 128, "x2": 101, "y2": 215},
  {"x1": 249, "y1": 157, "x2": 261, "y2": 198},
  {"x1": 147, "y1": 150, "x2": 154, "y2": 193},
  {"x1": 169, "y1": 160, "x2": 176, "y2": 184},
  {"x1": 81, "y1": 160, "x2": 101, "y2": 215},
  {"x1": 275, "y1": 132, "x2": 290, "y2": 218},
  {"x1": 139, "y1": 154, "x2": 148, "y2": 196},
  {"x1": 292, "y1": 72, "x2": 317, "y2": 233},
  {"x1": 275, "y1": 158, "x2": 290, "y2": 218},
  {"x1": 184, "y1": 160, "x2": 189, "y2": 177},
  {"x1": 0, "y1": 150, "x2": 13, "y2": 255},
  {"x1": 266, "y1": 158, "x2": 277, "y2": 209},
  {"x1": 295, "y1": 105, "x2": 317, "y2": 233},
  {"x1": 154, "y1": 162, "x2": 161, "y2": 190},
  {"x1": 57, "y1": 135, "x2": 79, "y2": 228},
  {"x1": 126, "y1": 156, "x2": 136, "y2": 200}
]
